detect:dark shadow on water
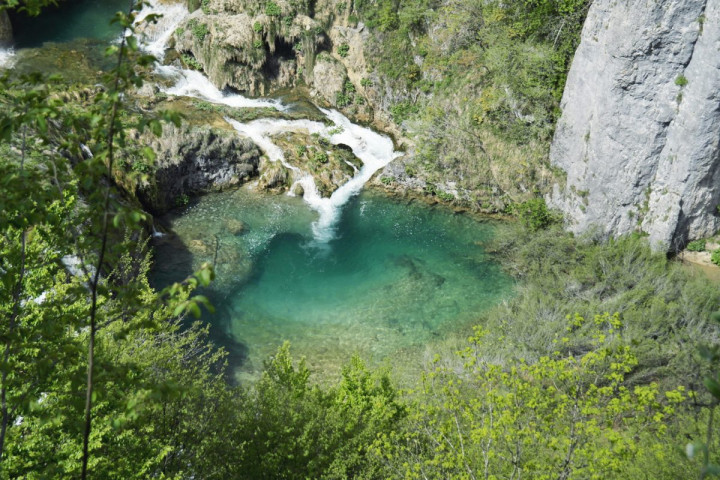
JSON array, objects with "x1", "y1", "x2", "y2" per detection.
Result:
[{"x1": 151, "y1": 220, "x2": 250, "y2": 385}]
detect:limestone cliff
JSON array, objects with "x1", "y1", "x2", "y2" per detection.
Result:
[{"x1": 549, "y1": 0, "x2": 719, "y2": 251}]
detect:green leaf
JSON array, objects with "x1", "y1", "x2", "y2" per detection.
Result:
[{"x1": 704, "y1": 376, "x2": 720, "y2": 399}]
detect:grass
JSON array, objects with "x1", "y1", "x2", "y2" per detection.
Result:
[{"x1": 482, "y1": 225, "x2": 720, "y2": 389}]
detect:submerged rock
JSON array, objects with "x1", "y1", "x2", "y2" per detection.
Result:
[{"x1": 225, "y1": 218, "x2": 246, "y2": 235}]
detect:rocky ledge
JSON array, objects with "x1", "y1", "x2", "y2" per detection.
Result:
[{"x1": 137, "y1": 123, "x2": 261, "y2": 213}]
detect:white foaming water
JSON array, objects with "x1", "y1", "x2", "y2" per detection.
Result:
[
  {"x1": 157, "y1": 65, "x2": 285, "y2": 110},
  {"x1": 227, "y1": 113, "x2": 400, "y2": 242},
  {"x1": 138, "y1": 0, "x2": 400, "y2": 242},
  {"x1": 0, "y1": 48, "x2": 14, "y2": 69},
  {"x1": 136, "y1": 0, "x2": 189, "y2": 59}
]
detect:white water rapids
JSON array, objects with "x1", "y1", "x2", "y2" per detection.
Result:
[{"x1": 138, "y1": 1, "x2": 400, "y2": 242}]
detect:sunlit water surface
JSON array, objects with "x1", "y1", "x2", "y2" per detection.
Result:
[{"x1": 152, "y1": 188, "x2": 513, "y2": 383}]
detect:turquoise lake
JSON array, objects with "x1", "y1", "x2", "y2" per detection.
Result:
[
  {"x1": 152, "y1": 188, "x2": 513, "y2": 382},
  {"x1": 11, "y1": 0, "x2": 128, "y2": 48}
]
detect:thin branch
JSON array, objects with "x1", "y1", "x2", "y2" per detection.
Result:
[
  {"x1": 0, "y1": 122, "x2": 29, "y2": 460},
  {"x1": 81, "y1": 6, "x2": 132, "y2": 476}
]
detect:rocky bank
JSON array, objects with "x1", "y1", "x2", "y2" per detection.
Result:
[{"x1": 137, "y1": 124, "x2": 261, "y2": 213}]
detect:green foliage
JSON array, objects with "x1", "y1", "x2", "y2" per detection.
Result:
[
  {"x1": 687, "y1": 239, "x2": 707, "y2": 252},
  {"x1": 295, "y1": 144, "x2": 307, "y2": 156},
  {"x1": 711, "y1": 248, "x2": 720, "y2": 266},
  {"x1": 201, "y1": 0, "x2": 211, "y2": 14},
  {"x1": 676, "y1": 75, "x2": 689, "y2": 87},
  {"x1": 486, "y1": 226, "x2": 720, "y2": 392},
  {"x1": 380, "y1": 176, "x2": 393, "y2": 185},
  {"x1": 376, "y1": 314, "x2": 691, "y2": 479},
  {"x1": 389, "y1": 100, "x2": 419, "y2": 124},
  {"x1": 337, "y1": 42, "x2": 350, "y2": 57},
  {"x1": 313, "y1": 150, "x2": 329, "y2": 164},
  {"x1": 181, "y1": 53, "x2": 203, "y2": 70},
  {"x1": 265, "y1": 1, "x2": 281, "y2": 16},
  {"x1": 253, "y1": 21, "x2": 263, "y2": 33},
  {"x1": 514, "y1": 197, "x2": 554, "y2": 231},
  {"x1": 253, "y1": 38, "x2": 264, "y2": 49},
  {"x1": 360, "y1": 77, "x2": 372, "y2": 87},
  {"x1": 187, "y1": 18, "x2": 210, "y2": 41},
  {"x1": 436, "y1": 190, "x2": 454, "y2": 202},
  {"x1": 234, "y1": 343, "x2": 404, "y2": 479}
]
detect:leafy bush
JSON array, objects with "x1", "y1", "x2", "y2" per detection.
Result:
[
  {"x1": 253, "y1": 21, "x2": 263, "y2": 33},
  {"x1": 377, "y1": 314, "x2": 691, "y2": 480},
  {"x1": 295, "y1": 145, "x2": 307, "y2": 156},
  {"x1": 253, "y1": 39, "x2": 264, "y2": 49},
  {"x1": 711, "y1": 248, "x2": 720, "y2": 266},
  {"x1": 201, "y1": 0, "x2": 211, "y2": 14},
  {"x1": 187, "y1": 19, "x2": 209, "y2": 41},
  {"x1": 265, "y1": 1, "x2": 281, "y2": 16},
  {"x1": 389, "y1": 101, "x2": 419, "y2": 124},
  {"x1": 437, "y1": 191, "x2": 454, "y2": 202},
  {"x1": 313, "y1": 151, "x2": 329, "y2": 164},
  {"x1": 687, "y1": 239, "x2": 706, "y2": 252},
  {"x1": 514, "y1": 197, "x2": 554, "y2": 231},
  {"x1": 337, "y1": 43, "x2": 350, "y2": 57},
  {"x1": 181, "y1": 53, "x2": 203, "y2": 70},
  {"x1": 675, "y1": 75, "x2": 689, "y2": 87}
]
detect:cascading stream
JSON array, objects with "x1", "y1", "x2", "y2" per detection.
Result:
[{"x1": 138, "y1": 0, "x2": 400, "y2": 242}]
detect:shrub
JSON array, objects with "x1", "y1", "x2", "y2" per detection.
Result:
[
  {"x1": 336, "y1": 91, "x2": 353, "y2": 107},
  {"x1": 201, "y1": 0, "x2": 211, "y2": 14},
  {"x1": 514, "y1": 198, "x2": 554, "y2": 231},
  {"x1": 437, "y1": 191, "x2": 454, "y2": 202},
  {"x1": 711, "y1": 248, "x2": 720, "y2": 266},
  {"x1": 265, "y1": 1, "x2": 281, "y2": 16},
  {"x1": 390, "y1": 101, "x2": 419, "y2": 124},
  {"x1": 313, "y1": 151, "x2": 329, "y2": 164},
  {"x1": 687, "y1": 239, "x2": 706, "y2": 252},
  {"x1": 381, "y1": 176, "x2": 393, "y2": 185},
  {"x1": 675, "y1": 75, "x2": 689, "y2": 87},
  {"x1": 295, "y1": 145, "x2": 307, "y2": 156},
  {"x1": 181, "y1": 53, "x2": 203, "y2": 70},
  {"x1": 253, "y1": 39, "x2": 264, "y2": 49},
  {"x1": 187, "y1": 19, "x2": 209, "y2": 41},
  {"x1": 253, "y1": 21, "x2": 263, "y2": 33},
  {"x1": 337, "y1": 43, "x2": 350, "y2": 57}
]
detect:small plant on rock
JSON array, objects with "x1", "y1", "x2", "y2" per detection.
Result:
[
  {"x1": 711, "y1": 248, "x2": 720, "y2": 266},
  {"x1": 265, "y1": 1, "x2": 281, "y2": 16},
  {"x1": 337, "y1": 43, "x2": 350, "y2": 57}
]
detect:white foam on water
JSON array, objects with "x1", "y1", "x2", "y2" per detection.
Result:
[
  {"x1": 157, "y1": 65, "x2": 285, "y2": 110},
  {"x1": 227, "y1": 114, "x2": 400, "y2": 243},
  {"x1": 136, "y1": 0, "x2": 188, "y2": 59},
  {"x1": 0, "y1": 48, "x2": 15, "y2": 69}
]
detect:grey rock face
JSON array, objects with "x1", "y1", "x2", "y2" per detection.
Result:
[
  {"x1": 138, "y1": 124, "x2": 261, "y2": 213},
  {"x1": 549, "y1": 0, "x2": 719, "y2": 251},
  {"x1": 0, "y1": 10, "x2": 12, "y2": 47}
]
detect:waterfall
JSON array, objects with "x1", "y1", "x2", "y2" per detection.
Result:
[
  {"x1": 138, "y1": 0, "x2": 400, "y2": 242},
  {"x1": 0, "y1": 47, "x2": 14, "y2": 69}
]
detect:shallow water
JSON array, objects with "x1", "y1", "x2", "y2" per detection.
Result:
[
  {"x1": 11, "y1": 0, "x2": 128, "y2": 48},
  {"x1": 152, "y1": 187, "x2": 513, "y2": 383}
]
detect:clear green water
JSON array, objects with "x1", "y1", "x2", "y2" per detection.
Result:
[
  {"x1": 11, "y1": 0, "x2": 128, "y2": 48},
  {"x1": 152, "y1": 187, "x2": 513, "y2": 383}
]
